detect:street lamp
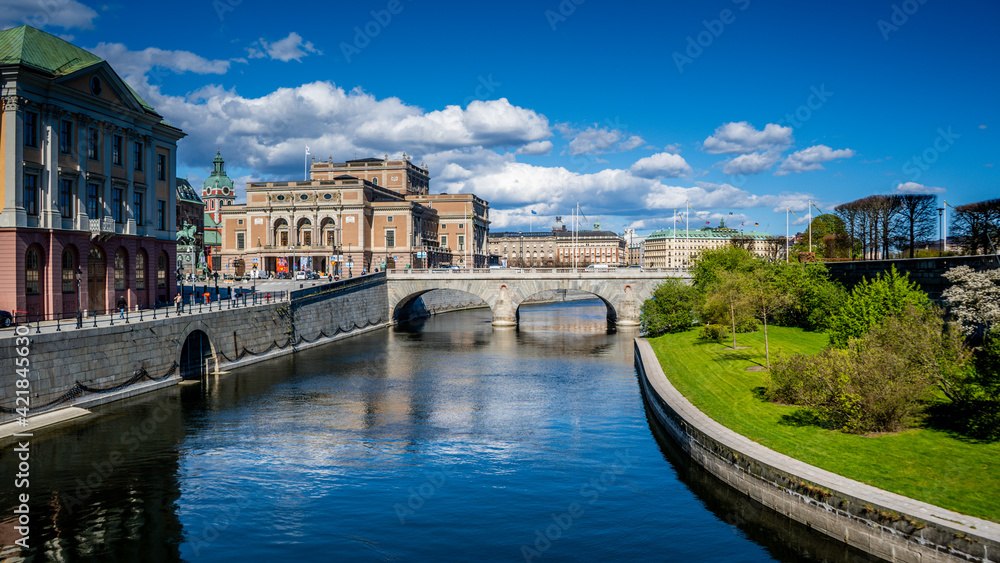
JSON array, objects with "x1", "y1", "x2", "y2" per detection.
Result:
[
  {"x1": 347, "y1": 242, "x2": 353, "y2": 278},
  {"x1": 76, "y1": 266, "x2": 83, "y2": 328},
  {"x1": 937, "y1": 207, "x2": 945, "y2": 256}
]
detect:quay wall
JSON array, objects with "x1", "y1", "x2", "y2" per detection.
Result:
[
  {"x1": 0, "y1": 274, "x2": 391, "y2": 426},
  {"x1": 634, "y1": 338, "x2": 1000, "y2": 563},
  {"x1": 825, "y1": 255, "x2": 998, "y2": 301}
]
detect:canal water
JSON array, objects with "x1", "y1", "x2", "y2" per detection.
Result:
[{"x1": 1, "y1": 299, "x2": 877, "y2": 562}]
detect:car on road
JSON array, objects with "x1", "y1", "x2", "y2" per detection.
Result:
[
  {"x1": 295, "y1": 271, "x2": 308, "y2": 280},
  {"x1": 0, "y1": 309, "x2": 13, "y2": 327}
]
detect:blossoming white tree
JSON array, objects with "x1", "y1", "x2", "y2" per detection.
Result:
[{"x1": 942, "y1": 266, "x2": 1000, "y2": 336}]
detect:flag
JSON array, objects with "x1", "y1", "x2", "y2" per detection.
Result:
[
  {"x1": 811, "y1": 202, "x2": 823, "y2": 214},
  {"x1": 729, "y1": 212, "x2": 733, "y2": 215},
  {"x1": 741, "y1": 222, "x2": 745, "y2": 226},
  {"x1": 706, "y1": 221, "x2": 710, "y2": 225},
  {"x1": 755, "y1": 222, "x2": 759, "y2": 226},
  {"x1": 305, "y1": 146, "x2": 310, "y2": 155},
  {"x1": 531, "y1": 210, "x2": 537, "y2": 215}
]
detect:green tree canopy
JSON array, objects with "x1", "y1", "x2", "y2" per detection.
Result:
[
  {"x1": 828, "y1": 266, "x2": 931, "y2": 347},
  {"x1": 640, "y1": 279, "x2": 700, "y2": 337},
  {"x1": 691, "y1": 246, "x2": 761, "y2": 294}
]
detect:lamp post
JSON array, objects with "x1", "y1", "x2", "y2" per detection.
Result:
[
  {"x1": 76, "y1": 266, "x2": 83, "y2": 328},
  {"x1": 937, "y1": 207, "x2": 944, "y2": 256},
  {"x1": 292, "y1": 243, "x2": 297, "y2": 279},
  {"x1": 347, "y1": 242, "x2": 353, "y2": 278},
  {"x1": 384, "y1": 232, "x2": 389, "y2": 272}
]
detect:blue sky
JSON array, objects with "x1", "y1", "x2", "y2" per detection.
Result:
[{"x1": 6, "y1": 0, "x2": 997, "y2": 235}]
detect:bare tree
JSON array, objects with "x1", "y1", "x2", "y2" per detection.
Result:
[
  {"x1": 952, "y1": 199, "x2": 1000, "y2": 256},
  {"x1": 762, "y1": 236, "x2": 785, "y2": 262},
  {"x1": 835, "y1": 201, "x2": 862, "y2": 260},
  {"x1": 894, "y1": 194, "x2": 938, "y2": 258}
]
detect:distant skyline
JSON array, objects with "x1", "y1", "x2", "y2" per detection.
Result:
[{"x1": 5, "y1": 0, "x2": 996, "y2": 236}]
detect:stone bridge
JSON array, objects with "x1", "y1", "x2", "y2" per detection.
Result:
[{"x1": 386, "y1": 269, "x2": 689, "y2": 326}]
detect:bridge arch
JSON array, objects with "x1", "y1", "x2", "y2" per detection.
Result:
[
  {"x1": 391, "y1": 288, "x2": 489, "y2": 323},
  {"x1": 177, "y1": 321, "x2": 218, "y2": 380},
  {"x1": 516, "y1": 288, "x2": 618, "y2": 325}
]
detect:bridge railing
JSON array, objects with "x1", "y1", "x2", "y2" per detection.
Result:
[{"x1": 386, "y1": 267, "x2": 687, "y2": 275}]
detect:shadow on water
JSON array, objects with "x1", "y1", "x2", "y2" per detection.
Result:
[{"x1": 639, "y1": 396, "x2": 884, "y2": 563}]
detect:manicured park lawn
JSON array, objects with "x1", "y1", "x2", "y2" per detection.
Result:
[{"x1": 647, "y1": 326, "x2": 1000, "y2": 523}]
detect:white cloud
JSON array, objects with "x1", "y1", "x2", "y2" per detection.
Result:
[
  {"x1": 247, "y1": 32, "x2": 321, "y2": 62},
  {"x1": 90, "y1": 43, "x2": 231, "y2": 78},
  {"x1": 721, "y1": 151, "x2": 781, "y2": 176},
  {"x1": 0, "y1": 0, "x2": 97, "y2": 31},
  {"x1": 663, "y1": 143, "x2": 683, "y2": 153},
  {"x1": 557, "y1": 124, "x2": 645, "y2": 155},
  {"x1": 702, "y1": 121, "x2": 793, "y2": 155},
  {"x1": 630, "y1": 152, "x2": 692, "y2": 178},
  {"x1": 516, "y1": 140, "x2": 553, "y2": 155},
  {"x1": 894, "y1": 182, "x2": 946, "y2": 194},
  {"x1": 775, "y1": 145, "x2": 855, "y2": 175}
]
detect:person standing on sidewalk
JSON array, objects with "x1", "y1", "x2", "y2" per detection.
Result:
[{"x1": 174, "y1": 292, "x2": 183, "y2": 314}]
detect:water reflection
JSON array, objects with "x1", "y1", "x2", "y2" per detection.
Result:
[{"x1": 0, "y1": 299, "x2": 868, "y2": 562}]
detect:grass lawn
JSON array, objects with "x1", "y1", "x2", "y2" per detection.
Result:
[{"x1": 647, "y1": 325, "x2": 1000, "y2": 523}]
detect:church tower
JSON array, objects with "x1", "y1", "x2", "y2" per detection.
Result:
[{"x1": 202, "y1": 149, "x2": 236, "y2": 223}]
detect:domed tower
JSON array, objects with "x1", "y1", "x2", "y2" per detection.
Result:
[{"x1": 202, "y1": 149, "x2": 236, "y2": 223}]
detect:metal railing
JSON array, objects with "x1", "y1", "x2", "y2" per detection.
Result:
[
  {"x1": 2, "y1": 289, "x2": 289, "y2": 336},
  {"x1": 384, "y1": 266, "x2": 689, "y2": 275}
]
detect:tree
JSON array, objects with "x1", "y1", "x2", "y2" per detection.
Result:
[
  {"x1": 828, "y1": 266, "x2": 931, "y2": 347},
  {"x1": 951, "y1": 199, "x2": 1000, "y2": 255},
  {"x1": 705, "y1": 271, "x2": 752, "y2": 349},
  {"x1": 893, "y1": 194, "x2": 938, "y2": 258},
  {"x1": 640, "y1": 279, "x2": 699, "y2": 336},
  {"x1": 691, "y1": 246, "x2": 761, "y2": 294},
  {"x1": 790, "y1": 214, "x2": 848, "y2": 258},
  {"x1": 742, "y1": 268, "x2": 790, "y2": 369},
  {"x1": 771, "y1": 262, "x2": 846, "y2": 331},
  {"x1": 941, "y1": 266, "x2": 1000, "y2": 336}
]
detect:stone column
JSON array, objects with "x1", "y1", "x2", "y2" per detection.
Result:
[
  {"x1": 492, "y1": 283, "x2": 518, "y2": 326},
  {"x1": 1, "y1": 96, "x2": 26, "y2": 227}
]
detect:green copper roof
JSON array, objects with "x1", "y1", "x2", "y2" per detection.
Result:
[
  {"x1": 0, "y1": 25, "x2": 103, "y2": 76},
  {"x1": 203, "y1": 150, "x2": 235, "y2": 191},
  {"x1": 0, "y1": 25, "x2": 157, "y2": 114}
]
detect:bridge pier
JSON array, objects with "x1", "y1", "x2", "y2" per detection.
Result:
[
  {"x1": 492, "y1": 284, "x2": 518, "y2": 326},
  {"x1": 615, "y1": 285, "x2": 641, "y2": 327}
]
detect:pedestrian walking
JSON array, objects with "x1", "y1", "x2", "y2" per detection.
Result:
[{"x1": 117, "y1": 296, "x2": 127, "y2": 319}]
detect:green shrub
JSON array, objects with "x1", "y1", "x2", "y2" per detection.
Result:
[
  {"x1": 700, "y1": 324, "x2": 729, "y2": 342},
  {"x1": 828, "y1": 266, "x2": 930, "y2": 348},
  {"x1": 640, "y1": 279, "x2": 700, "y2": 336}
]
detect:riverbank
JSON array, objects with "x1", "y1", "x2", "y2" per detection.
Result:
[{"x1": 635, "y1": 334, "x2": 1000, "y2": 562}]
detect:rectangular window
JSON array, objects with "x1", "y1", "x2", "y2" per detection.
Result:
[
  {"x1": 60, "y1": 179, "x2": 74, "y2": 218},
  {"x1": 87, "y1": 183, "x2": 100, "y2": 218},
  {"x1": 59, "y1": 120, "x2": 73, "y2": 154},
  {"x1": 387, "y1": 215, "x2": 393, "y2": 223},
  {"x1": 25, "y1": 111, "x2": 38, "y2": 147},
  {"x1": 133, "y1": 141, "x2": 143, "y2": 171},
  {"x1": 87, "y1": 127, "x2": 100, "y2": 160},
  {"x1": 112, "y1": 187, "x2": 123, "y2": 223},
  {"x1": 157, "y1": 153, "x2": 166, "y2": 181},
  {"x1": 156, "y1": 200, "x2": 166, "y2": 230},
  {"x1": 441, "y1": 235, "x2": 447, "y2": 247},
  {"x1": 62, "y1": 250, "x2": 76, "y2": 293},
  {"x1": 24, "y1": 174, "x2": 38, "y2": 215},
  {"x1": 113, "y1": 135, "x2": 123, "y2": 165},
  {"x1": 236, "y1": 232, "x2": 245, "y2": 250},
  {"x1": 458, "y1": 235, "x2": 465, "y2": 251},
  {"x1": 133, "y1": 191, "x2": 143, "y2": 226},
  {"x1": 386, "y1": 230, "x2": 395, "y2": 248}
]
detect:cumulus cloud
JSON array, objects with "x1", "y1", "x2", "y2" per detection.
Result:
[
  {"x1": 775, "y1": 145, "x2": 855, "y2": 175},
  {"x1": 894, "y1": 182, "x2": 946, "y2": 194},
  {"x1": 0, "y1": 0, "x2": 97, "y2": 31},
  {"x1": 90, "y1": 43, "x2": 231, "y2": 78},
  {"x1": 247, "y1": 32, "x2": 321, "y2": 62},
  {"x1": 630, "y1": 152, "x2": 692, "y2": 178},
  {"x1": 702, "y1": 121, "x2": 793, "y2": 155},
  {"x1": 516, "y1": 140, "x2": 553, "y2": 155},
  {"x1": 721, "y1": 151, "x2": 781, "y2": 176},
  {"x1": 557, "y1": 124, "x2": 645, "y2": 155}
]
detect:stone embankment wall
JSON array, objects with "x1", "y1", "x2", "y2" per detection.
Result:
[
  {"x1": 634, "y1": 338, "x2": 1000, "y2": 563},
  {"x1": 825, "y1": 255, "x2": 998, "y2": 301},
  {"x1": 0, "y1": 275, "x2": 391, "y2": 426}
]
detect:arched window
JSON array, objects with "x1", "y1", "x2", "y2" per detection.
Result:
[
  {"x1": 136, "y1": 250, "x2": 146, "y2": 290},
  {"x1": 157, "y1": 252, "x2": 167, "y2": 288},
  {"x1": 114, "y1": 249, "x2": 127, "y2": 290},
  {"x1": 62, "y1": 248, "x2": 76, "y2": 293},
  {"x1": 26, "y1": 248, "x2": 42, "y2": 294},
  {"x1": 372, "y1": 176, "x2": 378, "y2": 186}
]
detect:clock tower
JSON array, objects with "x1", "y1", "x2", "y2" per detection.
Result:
[{"x1": 202, "y1": 149, "x2": 236, "y2": 223}]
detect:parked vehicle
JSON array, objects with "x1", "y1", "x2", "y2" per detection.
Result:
[
  {"x1": 295, "y1": 271, "x2": 308, "y2": 280},
  {"x1": 0, "y1": 309, "x2": 13, "y2": 327}
]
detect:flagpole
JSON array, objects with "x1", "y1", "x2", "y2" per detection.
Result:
[
  {"x1": 304, "y1": 146, "x2": 310, "y2": 181},
  {"x1": 786, "y1": 208, "x2": 789, "y2": 263},
  {"x1": 808, "y1": 200, "x2": 812, "y2": 254},
  {"x1": 943, "y1": 201, "x2": 948, "y2": 253}
]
